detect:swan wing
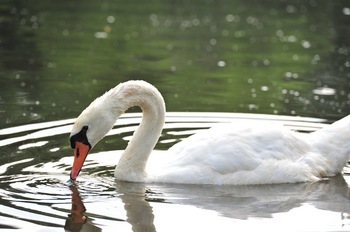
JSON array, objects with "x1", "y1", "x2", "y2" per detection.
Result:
[{"x1": 150, "y1": 123, "x2": 319, "y2": 184}]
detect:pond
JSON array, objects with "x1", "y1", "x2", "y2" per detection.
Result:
[{"x1": 0, "y1": 0, "x2": 350, "y2": 231}]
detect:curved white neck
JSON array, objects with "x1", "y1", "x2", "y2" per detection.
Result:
[{"x1": 113, "y1": 81, "x2": 165, "y2": 182}]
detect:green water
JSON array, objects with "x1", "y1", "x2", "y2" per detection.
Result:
[
  {"x1": 0, "y1": 0, "x2": 349, "y2": 128},
  {"x1": 1, "y1": 1, "x2": 350, "y2": 231}
]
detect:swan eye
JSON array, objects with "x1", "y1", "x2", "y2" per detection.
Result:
[{"x1": 70, "y1": 125, "x2": 91, "y2": 149}]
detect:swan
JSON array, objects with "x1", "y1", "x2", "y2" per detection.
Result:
[{"x1": 69, "y1": 80, "x2": 350, "y2": 185}]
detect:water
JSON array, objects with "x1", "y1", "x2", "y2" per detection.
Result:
[
  {"x1": 1, "y1": 0, "x2": 350, "y2": 231},
  {"x1": 1, "y1": 112, "x2": 350, "y2": 231}
]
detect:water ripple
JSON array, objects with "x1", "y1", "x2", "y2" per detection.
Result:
[{"x1": 1, "y1": 112, "x2": 348, "y2": 231}]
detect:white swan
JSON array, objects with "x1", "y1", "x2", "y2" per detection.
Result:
[{"x1": 69, "y1": 80, "x2": 350, "y2": 185}]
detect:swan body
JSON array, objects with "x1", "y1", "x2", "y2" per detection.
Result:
[{"x1": 69, "y1": 80, "x2": 350, "y2": 185}]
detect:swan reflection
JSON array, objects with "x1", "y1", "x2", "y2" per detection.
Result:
[
  {"x1": 64, "y1": 175, "x2": 350, "y2": 231},
  {"x1": 64, "y1": 185, "x2": 100, "y2": 232}
]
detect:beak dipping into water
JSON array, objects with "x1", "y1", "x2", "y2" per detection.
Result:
[{"x1": 70, "y1": 142, "x2": 90, "y2": 180}]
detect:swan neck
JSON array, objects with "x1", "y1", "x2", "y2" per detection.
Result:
[{"x1": 114, "y1": 83, "x2": 165, "y2": 182}]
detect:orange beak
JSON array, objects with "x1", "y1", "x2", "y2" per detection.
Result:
[{"x1": 70, "y1": 142, "x2": 90, "y2": 180}]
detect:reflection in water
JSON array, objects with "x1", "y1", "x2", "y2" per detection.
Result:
[
  {"x1": 0, "y1": 113, "x2": 349, "y2": 231},
  {"x1": 117, "y1": 182, "x2": 156, "y2": 232},
  {"x1": 64, "y1": 184, "x2": 89, "y2": 232},
  {"x1": 62, "y1": 175, "x2": 350, "y2": 231},
  {"x1": 64, "y1": 182, "x2": 156, "y2": 232}
]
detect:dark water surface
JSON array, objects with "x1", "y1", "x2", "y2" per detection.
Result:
[{"x1": 1, "y1": 0, "x2": 350, "y2": 231}]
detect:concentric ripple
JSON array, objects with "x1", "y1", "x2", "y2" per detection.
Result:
[{"x1": 1, "y1": 112, "x2": 350, "y2": 231}]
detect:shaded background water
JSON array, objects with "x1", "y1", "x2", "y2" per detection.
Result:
[{"x1": 1, "y1": 0, "x2": 350, "y2": 231}]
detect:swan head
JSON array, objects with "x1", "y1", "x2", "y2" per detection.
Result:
[
  {"x1": 68, "y1": 80, "x2": 165, "y2": 180},
  {"x1": 69, "y1": 93, "x2": 120, "y2": 180}
]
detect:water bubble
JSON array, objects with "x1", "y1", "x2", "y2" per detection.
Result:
[
  {"x1": 311, "y1": 54, "x2": 320, "y2": 64},
  {"x1": 30, "y1": 15, "x2": 37, "y2": 22},
  {"x1": 312, "y1": 87, "x2": 336, "y2": 95},
  {"x1": 226, "y1": 14, "x2": 235, "y2": 22},
  {"x1": 286, "y1": 5, "x2": 297, "y2": 13},
  {"x1": 234, "y1": 31, "x2": 245, "y2": 38},
  {"x1": 301, "y1": 40, "x2": 311, "y2": 49},
  {"x1": 107, "y1": 16, "x2": 115, "y2": 23},
  {"x1": 287, "y1": 35, "x2": 297, "y2": 42},
  {"x1": 263, "y1": 59, "x2": 270, "y2": 65},
  {"x1": 248, "y1": 104, "x2": 258, "y2": 110},
  {"x1": 95, "y1": 32, "x2": 108, "y2": 39},
  {"x1": 251, "y1": 60, "x2": 258, "y2": 66},
  {"x1": 192, "y1": 18, "x2": 200, "y2": 26},
  {"x1": 62, "y1": 29, "x2": 69, "y2": 36},
  {"x1": 276, "y1": 30, "x2": 284, "y2": 37},
  {"x1": 150, "y1": 14, "x2": 160, "y2": 27},
  {"x1": 343, "y1": 8, "x2": 350, "y2": 15},
  {"x1": 32, "y1": 23, "x2": 38, "y2": 29},
  {"x1": 261, "y1": 86, "x2": 269, "y2": 91},
  {"x1": 210, "y1": 39, "x2": 217, "y2": 46},
  {"x1": 221, "y1": 30, "x2": 229, "y2": 37},
  {"x1": 292, "y1": 54, "x2": 299, "y2": 61},
  {"x1": 11, "y1": 7, "x2": 17, "y2": 14},
  {"x1": 48, "y1": 62, "x2": 56, "y2": 68},
  {"x1": 217, "y1": 61, "x2": 226, "y2": 67},
  {"x1": 170, "y1": 66, "x2": 176, "y2": 71}
]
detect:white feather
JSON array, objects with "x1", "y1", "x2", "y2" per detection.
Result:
[{"x1": 70, "y1": 80, "x2": 350, "y2": 185}]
